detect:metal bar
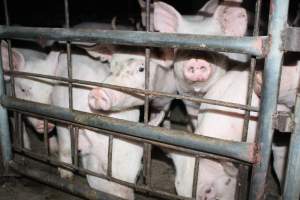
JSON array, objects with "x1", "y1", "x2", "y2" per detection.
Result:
[
  {"x1": 73, "y1": 126, "x2": 79, "y2": 168},
  {"x1": 43, "y1": 119, "x2": 49, "y2": 156},
  {"x1": 9, "y1": 161, "x2": 125, "y2": 200},
  {"x1": 13, "y1": 107, "x2": 249, "y2": 165},
  {"x1": 2, "y1": 96, "x2": 256, "y2": 163},
  {"x1": 107, "y1": 134, "x2": 113, "y2": 178},
  {"x1": 0, "y1": 41, "x2": 12, "y2": 168},
  {"x1": 12, "y1": 148, "x2": 192, "y2": 200},
  {"x1": 238, "y1": 0, "x2": 263, "y2": 199},
  {"x1": 5, "y1": 70, "x2": 260, "y2": 112},
  {"x1": 0, "y1": 26, "x2": 268, "y2": 57},
  {"x1": 142, "y1": 0, "x2": 152, "y2": 188},
  {"x1": 283, "y1": 94, "x2": 300, "y2": 199},
  {"x1": 192, "y1": 156, "x2": 200, "y2": 198},
  {"x1": 249, "y1": 0, "x2": 290, "y2": 199},
  {"x1": 283, "y1": 27, "x2": 300, "y2": 52}
]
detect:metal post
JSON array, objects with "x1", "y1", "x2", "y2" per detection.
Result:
[
  {"x1": 249, "y1": 0, "x2": 290, "y2": 199},
  {"x1": 283, "y1": 94, "x2": 300, "y2": 200},
  {"x1": 0, "y1": 42, "x2": 13, "y2": 169}
]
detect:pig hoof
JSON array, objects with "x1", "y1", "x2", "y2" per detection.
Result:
[{"x1": 58, "y1": 168, "x2": 74, "y2": 179}]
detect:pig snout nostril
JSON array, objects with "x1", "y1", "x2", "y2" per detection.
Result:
[
  {"x1": 200, "y1": 65, "x2": 207, "y2": 72},
  {"x1": 89, "y1": 88, "x2": 112, "y2": 111},
  {"x1": 205, "y1": 188, "x2": 212, "y2": 194}
]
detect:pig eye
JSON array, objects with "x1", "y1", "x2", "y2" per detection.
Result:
[{"x1": 138, "y1": 64, "x2": 144, "y2": 72}]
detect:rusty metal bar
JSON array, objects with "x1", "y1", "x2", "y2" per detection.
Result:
[
  {"x1": 5, "y1": 70, "x2": 260, "y2": 113},
  {"x1": 2, "y1": 96, "x2": 256, "y2": 163},
  {"x1": 43, "y1": 119, "x2": 49, "y2": 156},
  {"x1": 0, "y1": 26, "x2": 268, "y2": 57},
  {"x1": 9, "y1": 161, "x2": 125, "y2": 200},
  {"x1": 12, "y1": 147, "x2": 193, "y2": 200},
  {"x1": 14, "y1": 108, "x2": 248, "y2": 165},
  {"x1": 192, "y1": 156, "x2": 200, "y2": 198},
  {"x1": 249, "y1": 0, "x2": 290, "y2": 199},
  {"x1": 283, "y1": 93, "x2": 300, "y2": 199},
  {"x1": 107, "y1": 134, "x2": 113, "y2": 178}
]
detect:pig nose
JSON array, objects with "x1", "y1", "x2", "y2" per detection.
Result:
[
  {"x1": 184, "y1": 64, "x2": 211, "y2": 82},
  {"x1": 89, "y1": 88, "x2": 112, "y2": 111},
  {"x1": 36, "y1": 120, "x2": 55, "y2": 133}
]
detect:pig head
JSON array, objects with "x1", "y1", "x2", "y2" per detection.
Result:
[
  {"x1": 86, "y1": 46, "x2": 177, "y2": 112},
  {"x1": 1, "y1": 41, "x2": 57, "y2": 133}
]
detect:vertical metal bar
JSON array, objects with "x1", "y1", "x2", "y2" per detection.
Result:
[
  {"x1": 73, "y1": 126, "x2": 79, "y2": 168},
  {"x1": 43, "y1": 119, "x2": 49, "y2": 157},
  {"x1": 17, "y1": 113, "x2": 23, "y2": 149},
  {"x1": 283, "y1": 94, "x2": 300, "y2": 200},
  {"x1": 0, "y1": 40, "x2": 12, "y2": 168},
  {"x1": 192, "y1": 156, "x2": 200, "y2": 198},
  {"x1": 142, "y1": 0, "x2": 152, "y2": 188},
  {"x1": 249, "y1": 0, "x2": 290, "y2": 199},
  {"x1": 237, "y1": 1, "x2": 263, "y2": 199},
  {"x1": 107, "y1": 135, "x2": 113, "y2": 178},
  {"x1": 64, "y1": 0, "x2": 73, "y2": 111}
]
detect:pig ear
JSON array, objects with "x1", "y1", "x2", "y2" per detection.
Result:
[
  {"x1": 153, "y1": 1, "x2": 183, "y2": 33},
  {"x1": 198, "y1": 0, "x2": 219, "y2": 15},
  {"x1": 45, "y1": 51, "x2": 60, "y2": 74},
  {"x1": 221, "y1": 162, "x2": 238, "y2": 177},
  {"x1": 1, "y1": 41, "x2": 25, "y2": 80},
  {"x1": 213, "y1": 5, "x2": 248, "y2": 36},
  {"x1": 152, "y1": 49, "x2": 174, "y2": 68},
  {"x1": 80, "y1": 44, "x2": 114, "y2": 62}
]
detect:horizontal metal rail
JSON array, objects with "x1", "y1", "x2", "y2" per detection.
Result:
[
  {"x1": 5, "y1": 70, "x2": 260, "y2": 113},
  {"x1": 1, "y1": 96, "x2": 256, "y2": 163},
  {"x1": 9, "y1": 161, "x2": 124, "y2": 200},
  {"x1": 0, "y1": 25, "x2": 268, "y2": 57}
]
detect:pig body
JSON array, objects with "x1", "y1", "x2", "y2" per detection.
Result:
[
  {"x1": 1, "y1": 42, "x2": 58, "y2": 152},
  {"x1": 176, "y1": 69, "x2": 288, "y2": 199},
  {"x1": 51, "y1": 52, "x2": 142, "y2": 199}
]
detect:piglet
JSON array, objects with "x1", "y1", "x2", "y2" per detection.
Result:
[
  {"x1": 1, "y1": 41, "x2": 58, "y2": 152},
  {"x1": 51, "y1": 50, "x2": 142, "y2": 200}
]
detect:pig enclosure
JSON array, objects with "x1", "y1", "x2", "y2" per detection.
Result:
[{"x1": 0, "y1": 0, "x2": 300, "y2": 199}]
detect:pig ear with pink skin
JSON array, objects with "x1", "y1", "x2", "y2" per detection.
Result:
[
  {"x1": 1, "y1": 41, "x2": 25, "y2": 80},
  {"x1": 153, "y1": 1, "x2": 182, "y2": 33},
  {"x1": 77, "y1": 44, "x2": 114, "y2": 62},
  {"x1": 213, "y1": 4, "x2": 248, "y2": 36}
]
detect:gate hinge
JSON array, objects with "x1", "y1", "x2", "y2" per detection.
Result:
[
  {"x1": 283, "y1": 27, "x2": 300, "y2": 52},
  {"x1": 272, "y1": 111, "x2": 294, "y2": 133}
]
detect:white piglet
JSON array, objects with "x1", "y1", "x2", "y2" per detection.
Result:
[
  {"x1": 1, "y1": 41, "x2": 58, "y2": 152},
  {"x1": 153, "y1": 1, "x2": 249, "y2": 128},
  {"x1": 87, "y1": 46, "x2": 177, "y2": 125},
  {"x1": 51, "y1": 51, "x2": 142, "y2": 200}
]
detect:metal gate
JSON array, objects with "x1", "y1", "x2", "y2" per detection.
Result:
[{"x1": 0, "y1": 0, "x2": 299, "y2": 199}]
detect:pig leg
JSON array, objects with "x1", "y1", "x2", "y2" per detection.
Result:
[
  {"x1": 170, "y1": 153, "x2": 195, "y2": 197},
  {"x1": 57, "y1": 126, "x2": 73, "y2": 179}
]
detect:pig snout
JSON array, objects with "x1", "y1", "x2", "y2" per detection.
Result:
[
  {"x1": 89, "y1": 88, "x2": 113, "y2": 111},
  {"x1": 183, "y1": 59, "x2": 212, "y2": 82},
  {"x1": 36, "y1": 120, "x2": 55, "y2": 133},
  {"x1": 254, "y1": 71, "x2": 263, "y2": 97}
]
